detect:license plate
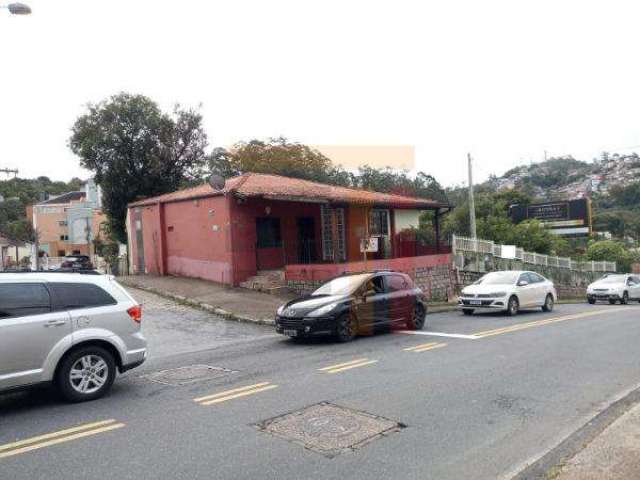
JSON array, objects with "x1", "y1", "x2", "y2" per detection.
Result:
[
  {"x1": 283, "y1": 329, "x2": 298, "y2": 337},
  {"x1": 469, "y1": 300, "x2": 482, "y2": 305}
]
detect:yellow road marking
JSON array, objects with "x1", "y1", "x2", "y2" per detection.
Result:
[
  {"x1": 325, "y1": 360, "x2": 378, "y2": 374},
  {"x1": 403, "y1": 342, "x2": 438, "y2": 351},
  {"x1": 472, "y1": 308, "x2": 627, "y2": 338},
  {"x1": 193, "y1": 382, "x2": 271, "y2": 403},
  {"x1": 0, "y1": 420, "x2": 124, "y2": 460},
  {"x1": 319, "y1": 358, "x2": 370, "y2": 371},
  {"x1": 198, "y1": 384, "x2": 278, "y2": 406},
  {"x1": 413, "y1": 343, "x2": 447, "y2": 353}
]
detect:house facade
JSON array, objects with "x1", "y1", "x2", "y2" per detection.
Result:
[
  {"x1": 28, "y1": 179, "x2": 106, "y2": 258},
  {"x1": 0, "y1": 235, "x2": 33, "y2": 270},
  {"x1": 127, "y1": 173, "x2": 454, "y2": 298}
]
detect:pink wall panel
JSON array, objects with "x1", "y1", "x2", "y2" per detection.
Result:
[{"x1": 162, "y1": 196, "x2": 234, "y2": 283}]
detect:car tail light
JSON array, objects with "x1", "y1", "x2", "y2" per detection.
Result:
[{"x1": 127, "y1": 305, "x2": 142, "y2": 323}]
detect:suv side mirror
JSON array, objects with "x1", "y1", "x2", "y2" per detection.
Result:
[{"x1": 517, "y1": 280, "x2": 529, "y2": 287}]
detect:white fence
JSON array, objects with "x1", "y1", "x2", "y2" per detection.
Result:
[{"x1": 452, "y1": 235, "x2": 616, "y2": 273}]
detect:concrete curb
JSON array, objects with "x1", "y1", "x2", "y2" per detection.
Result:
[
  {"x1": 121, "y1": 282, "x2": 276, "y2": 326},
  {"x1": 512, "y1": 383, "x2": 640, "y2": 480}
]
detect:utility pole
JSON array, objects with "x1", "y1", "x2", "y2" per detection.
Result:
[
  {"x1": 467, "y1": 153, "x2": 477, "y2": 239},
  {"x1": 0, "y1": 168, "x2": 18, "y2": 178}
]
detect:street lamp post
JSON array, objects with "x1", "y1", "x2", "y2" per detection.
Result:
[{"x1": 1, "y1": 2, "x2": 31, "y2": 15}]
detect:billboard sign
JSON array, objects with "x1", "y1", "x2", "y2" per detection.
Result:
[{"x1": 509, "y1": 199, "x2": 592, "y2": 237}]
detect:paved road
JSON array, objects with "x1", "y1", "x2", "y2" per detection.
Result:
[{"x1": 1, "y1": 289, "x2": 639, "y2": 480}]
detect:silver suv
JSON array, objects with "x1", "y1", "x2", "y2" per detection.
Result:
[{"x1": 0, "y1": 272, "x2": 147, "y2": 402}]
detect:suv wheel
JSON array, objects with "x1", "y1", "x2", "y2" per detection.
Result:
[
  {"x1": 336, "y1": 313, "x2": 357, "y2": 343},
  {"x1": 57, "y1": 346, "x2": 116, "y2": 402},
  {"x1": 406, "y1": 303, "x2": 426, "y2": 330},
  {"x1": 542, "y1": 294, "x2": 554, "y2": 312},
  {"x1": 462, "y1": 309, "x2": 474, "y2": 316},
  {"x1": 507, "y1": 296, "x2": 519, "y2": 316},
  {"x1": 587, "y1": 297, "x2": 596, "y2": 305}
]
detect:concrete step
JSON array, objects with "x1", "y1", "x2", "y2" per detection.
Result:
[{"x1": 239, "y1": 269, "x2": 288, "y2": 295}]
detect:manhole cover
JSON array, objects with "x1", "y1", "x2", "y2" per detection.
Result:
[
  {"x1": 256, "y1": 402, "x2": 403, "y2": 457},
  {"x1": 142, "y1": 365, "x2": 235, "y2": 386}
]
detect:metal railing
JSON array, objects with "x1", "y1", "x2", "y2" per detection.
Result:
[{"x1": 452, "y1": 235, "x2": 616, "y2": 273}]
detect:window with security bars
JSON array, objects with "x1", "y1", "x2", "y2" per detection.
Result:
[{"x1": 320, "y1": 205, "x2": 346, "y2": 261}]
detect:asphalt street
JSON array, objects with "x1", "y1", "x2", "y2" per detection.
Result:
[{"x1": 1, "y1": 288, "x2": 639, "y2": 480}]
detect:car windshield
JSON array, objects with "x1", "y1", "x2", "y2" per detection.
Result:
[
  {"x1": 312, "y1": 274, "x2": 372, "y2": 296},
  {"x1": 598, "y1": 275, "x2": 627, "y2": 284},
  {"x1": 474, "y1": 272, "x2": 519, "y2": 285}
]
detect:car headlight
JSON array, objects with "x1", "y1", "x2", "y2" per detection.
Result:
[
  {"x1": 307, "y1": 302, "x2": 340, "y2": 317},
  {"x1": 488, "y1": 292, "x2": 507, "y2": 297},
  {"x1": 276, "y1": 305, "x2": 286, "y2": 315}
]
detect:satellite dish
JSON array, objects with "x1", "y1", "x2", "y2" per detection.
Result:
[{"x1": 208, "y1": 174, "x2": 226, "y2": 191}]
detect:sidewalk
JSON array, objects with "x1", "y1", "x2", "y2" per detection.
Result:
[
  {"x1": 552, "y1": 402, "x2": 640, "y2": 480},
  {"x1": 118, "y1": 274, "x2": 460, "y2": 325},
  {"x1": 119, "y1": 275, "x2": 295, "y2": 325}
]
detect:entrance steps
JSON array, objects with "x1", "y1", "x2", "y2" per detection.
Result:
[{"x1": 239, "y1": 269, "x2": 289, "y2": 295}]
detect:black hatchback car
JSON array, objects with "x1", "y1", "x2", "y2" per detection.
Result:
[{"x1": 275, "y1": 271, "x2": 427, "y2": 342}]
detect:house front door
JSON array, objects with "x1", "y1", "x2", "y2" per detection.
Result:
[
  {"x1": 256, "y1": 217, "x2": 284, "y2": 270},
  {"x1": 297, "y1": 217, "x2": 316, "y2": 264}
]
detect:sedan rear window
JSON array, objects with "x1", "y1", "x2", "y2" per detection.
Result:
[{"x1": 49, "y1": 283, "x2": 117, "y2": 310}]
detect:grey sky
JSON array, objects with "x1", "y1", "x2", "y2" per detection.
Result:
[{"x1": 1, "y1": 0, "x2": 639, "y2": 187}]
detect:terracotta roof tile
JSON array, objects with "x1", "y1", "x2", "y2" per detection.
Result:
[{"x1": 128, "y1": 173, "x2": 448, "y2": 209}]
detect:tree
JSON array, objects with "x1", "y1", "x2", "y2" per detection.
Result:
[
  {"x1": 214, "y1": 137, "x2": 351, "y2": 186},
  {"x1": 207, "y1": 137, "x2": 447, "y2": 202},
  {"x1": 585, "y1": 240, "x2": 638, "y2": 272},
  {"x1": 69, "y1": 93, "x2": 209, "y2": 242}
]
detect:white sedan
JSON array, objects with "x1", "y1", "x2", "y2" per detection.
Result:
[{"x1": 458, "y1": 270, "x2": 557, "y2": 316}]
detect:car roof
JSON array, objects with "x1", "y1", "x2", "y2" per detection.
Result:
[{"x1": 0, "y1": 272, "x2": 108, "y2": 284}]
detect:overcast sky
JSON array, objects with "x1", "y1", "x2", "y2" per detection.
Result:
[{"x1": 2, "y1": 0, "x2": 640, "y2": 187}]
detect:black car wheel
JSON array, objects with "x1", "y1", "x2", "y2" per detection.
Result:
[
  {"x1": 621, "y1": 292, "x2": 629, "y2": 305},
  {"x1": 507, "y1": 296, "x2": 519, "y2": 316},
  {"x1": 406, "y1": 303, "x2": 426, "y2": 330},
  {"x1": 56, "y1": 346, "x2": 116, "y2": 403},
  {"x1": 462, "y1": 309, "x2": 474, "y2": 316},
  {"x1": 587, "y1": 297, "x2": 596, "y2": 305},
  {"x1": 542, "y1": 294, "x2": 554, "y2": 312},
  {"x1": 609, "y1": 299, "x2": 617, "y2": 305},
  {"x1": 336, "y1": 313, "x2": 357, "y2": 342}
]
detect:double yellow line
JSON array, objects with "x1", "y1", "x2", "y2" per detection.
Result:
[
  {"x1": 403, "y1": 342, "x2": 447, "y2": 353},
  {"x1": 473, "y1": 308, "x2": 627, "y2": 338},
  {"x1": 194, "y1": 382, "x2": 278, "y2": 406},
  {"x1": 0, "y1": 419, "x2": 125, "y2": 460},
  {"x1": 319, "y1": 358, "x2": 378, "y2": 374}
]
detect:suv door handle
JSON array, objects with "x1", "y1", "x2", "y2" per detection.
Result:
[{"x1": 44, "y1": 319, "x2": 66, "y2": 327}]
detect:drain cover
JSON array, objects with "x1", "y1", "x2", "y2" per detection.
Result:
[
  {"x1": 142, "y1": 365, "x2": 234, "y2": 386},
  {"x1": 256, "y1": 402, "x2": 403, "y2": 457}
]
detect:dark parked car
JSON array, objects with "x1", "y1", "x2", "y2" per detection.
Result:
[
  {"x1": 60, "y1": 255, "x2": 93, "y2": 270},
  {"x1": 275, "y1": 271, "x2": 427, "y2": 342}
]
